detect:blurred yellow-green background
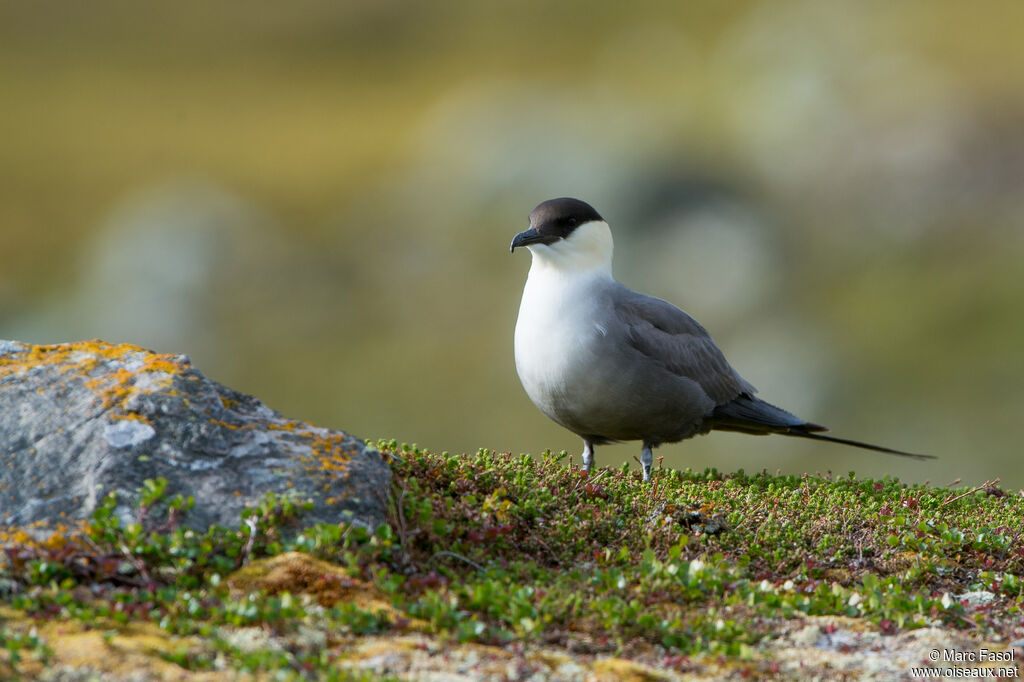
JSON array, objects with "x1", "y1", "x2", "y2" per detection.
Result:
[{"x1": 2, "y1": 1, "x2": 1022, "y2": 488}]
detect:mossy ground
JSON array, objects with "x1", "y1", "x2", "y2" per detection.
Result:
[{"x1": 1, "y1": 444, "x2": 1021, "y2": 679}]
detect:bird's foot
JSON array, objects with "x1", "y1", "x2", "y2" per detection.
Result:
[
  {"x1": 581, "y1": 441, "x2": 595, "y2": 475},
  {"x1": 640, "y1": 444, "x2": 653, "y2": 483}
]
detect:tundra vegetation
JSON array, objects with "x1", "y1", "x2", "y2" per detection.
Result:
[{"x1": 0, "y1": 443, "x2": 1021, "y2": 679}]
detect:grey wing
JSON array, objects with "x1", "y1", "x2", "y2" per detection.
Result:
[{"x1": 613, "y1": 287, "x2": 756, "y2": 405}]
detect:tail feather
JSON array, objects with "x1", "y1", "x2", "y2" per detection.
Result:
[
  {"x1": 783, "y1": 427, "x2": 935, "y2": 461},
  {"x1": 710, "y1": 395, "x2": 935, "y2": 461}
]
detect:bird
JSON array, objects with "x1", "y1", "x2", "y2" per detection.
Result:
[{"x1": 510, "y1": 197, "x2": 934, "y2": 482}]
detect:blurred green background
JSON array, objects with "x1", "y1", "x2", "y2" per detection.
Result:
[{"x1": 2, "y1": 1, "x2": 1022, "y2": 488}]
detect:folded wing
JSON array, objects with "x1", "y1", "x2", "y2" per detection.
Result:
[{"x1": 614, "y1": 288, "x2": 755, "y2": 405}]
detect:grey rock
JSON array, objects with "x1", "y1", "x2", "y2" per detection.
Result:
[{"x1": 0, "y1": 339, "x2": 390, "y2": 533}]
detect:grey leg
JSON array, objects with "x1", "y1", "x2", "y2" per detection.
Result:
[
  {"x1": 581, "y1": 439, "x2": 595, "y2": 473},
  {"x1": 641, "y1": 443, "x2": 654, "y2": 482}
]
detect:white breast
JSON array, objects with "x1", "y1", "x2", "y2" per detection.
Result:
[{"x1": 513, "y1": 263, "x2": 610, "y2": 417}]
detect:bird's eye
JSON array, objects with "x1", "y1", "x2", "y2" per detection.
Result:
[{"x1": 568, "y1": 217, "x2": 578, "y2": 226}]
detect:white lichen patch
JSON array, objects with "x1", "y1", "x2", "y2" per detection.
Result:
[
  {"x1": 130, "y1": 370, "x2": 174, "y2": 392},
  {"x1": 103, "y1": 418, "x2": 156, "y2": 449},
  {"x1": 0, "y1": 340, "x2": 26, "y2": 355},
  {"x1": 220, "y1": 626, "x2": 284, "y2": 653},
  {"x1": 228, "y1": 429, "x2": 276, "y2": 458},
  {"x1": 957, "y1": 590, "x2": 996, "y2": 607}
]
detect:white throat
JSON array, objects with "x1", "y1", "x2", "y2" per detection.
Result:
[{"x1": 524, "y1": 220, "x2": 614, "y2": 278}]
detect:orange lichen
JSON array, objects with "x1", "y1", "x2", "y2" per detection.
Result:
[
  {"x1": 0, "y1": 340, "x2": 190, "y2": 423},
  {"x1": 85, "y1": 353, "x2": 183, "y2": 413},
  {"x1": 209, "y1": 418, "x2": 245, "y2": 430},
  {"x1": 1, "y1": 340, "x2": 165, "y2": 378},
  {"x1": 0, "y1": 521, "x2": 90, "y2": 556},
  {"x1": 261, "y1": 419, "x2": 356, "y2": 483},
  {"x1": 267, "y1": 421, "x2": 301, "y2": 432},
  {"x1": 142, "y1": 358, "x2": 182, "y2": 375},
  {"x1": 0, "y1": 528, "x2": 34, "y2": 545},
  {"x1": 273, "y1": 421, "x2": 357, "y2": 487}
]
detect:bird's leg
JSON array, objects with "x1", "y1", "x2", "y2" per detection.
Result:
[
  {"x1": 581, "y1": 439, "x2": 595, "y2": 474},
  {"x1": 641, "y1": 443, "x2": 653, "y2": 482}
]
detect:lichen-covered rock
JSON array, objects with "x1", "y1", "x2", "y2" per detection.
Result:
[{"x1": 0, "y1": 340, "x2": 390, "y2": 533}]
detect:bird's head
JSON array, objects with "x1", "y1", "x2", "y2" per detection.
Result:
[{"x1": 510, "y1": 197, "x2": 613, "y2": 273}]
